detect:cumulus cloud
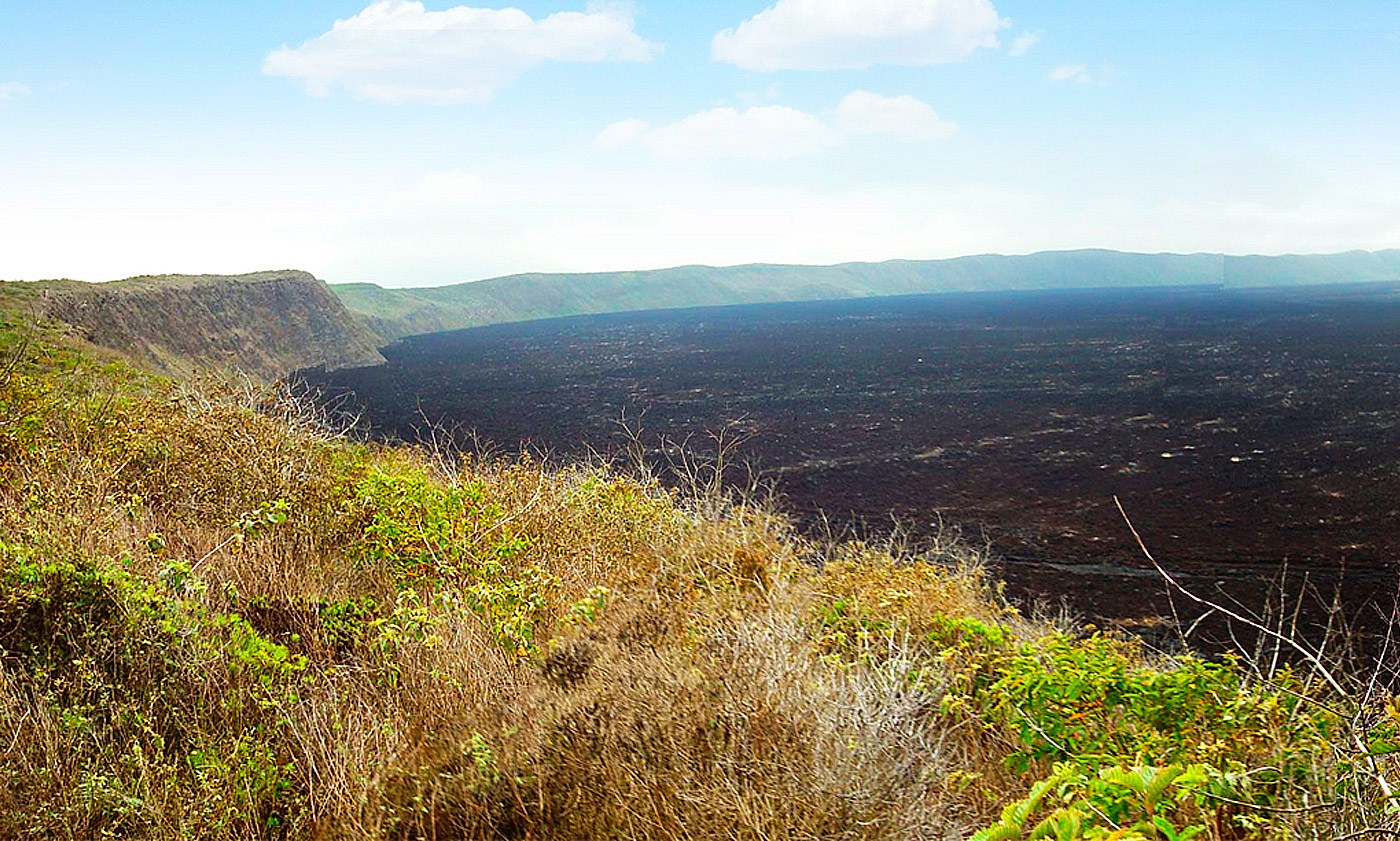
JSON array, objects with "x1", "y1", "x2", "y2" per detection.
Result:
[
  {"x1": 836, "y1": 90, "x2": 956, "y2": 141},
  {"x1": 594, "y1": 117, "x2": 652, "y2": 149},
  {"x1": 1048, "y1": 63, "x2": 1095, "y2": 84},
  {"x1": 597, "y1": 92, "x2": 955, "y2": 160},
  {"x1": 0, "y1": 82, "x2": 31, "y2": 102},
  {"x1": 263, "y1": 0, "x2": 660, "y2": 104},
  {"x1": 1008, "y1": 31, "x2": 1039, "y2": 56},
  {"x1": 712, "y1": 0, "x2": 1007, "y2": 70}
]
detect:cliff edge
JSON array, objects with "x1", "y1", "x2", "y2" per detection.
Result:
[{"x1": 39, "y1": 270, "x2": 385, "y2": 380}]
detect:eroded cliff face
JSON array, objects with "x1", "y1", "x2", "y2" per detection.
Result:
[{"x1": 41, "y1": 270, "x2": 385, "y2": 380}]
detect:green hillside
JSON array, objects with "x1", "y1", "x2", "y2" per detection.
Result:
[
  {"x1": 332, "y1": 248, "x2": 1400, "y2": 340},
  {"x1": 1224, "y1": 249, "x2": 1400, "y2": 286}
]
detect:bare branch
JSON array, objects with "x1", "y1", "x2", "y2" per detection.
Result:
[{"x1": 1114, "y1": 495, "x2": 1395, "y2": 804}]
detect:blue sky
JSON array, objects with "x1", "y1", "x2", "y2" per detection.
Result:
[{"x1": 2, "y1": 1, "x2": 1398, "y2": 286}]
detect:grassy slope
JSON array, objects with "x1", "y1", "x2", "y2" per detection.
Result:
[
  {"x1": 333, "y1": 248, "x2": 1400, "y2": 340},
  {"x1": 1, "y1": 309, "x2": 1398, "y2": 839}
]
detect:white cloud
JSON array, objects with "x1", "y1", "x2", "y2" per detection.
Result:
[
  {"x1": 597, "y1": 105, "x2": 842, "y2": 160},
  {"x1": 263, "y1": 0, "x2": 660, "y2": 104},
  {"x1": 598, "y1": 92, "x2": 955, "y2": 160},
  {"x1": 0, "y1": 82, "x2": 31, "y2": 102},
  {"x1": 1008, "y1": 31, "x2": 1040, "y2": 56},
  {"x1": 1048, "y1": 63, "x2": 1095, "y2": 84},
  {"x1": 593, "y1": 117, "x2": 651, "y2": 149},
  {"x1": 836, "y1": 91, "x2": 956, "y2": 141},
  {"x1": 712, "y1": 0, "x2": 1008, "y2": 71}
]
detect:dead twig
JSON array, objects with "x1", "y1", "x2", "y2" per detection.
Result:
[{"x1": 1114, "y1": 495, "x2": 1395, "y2": 805}]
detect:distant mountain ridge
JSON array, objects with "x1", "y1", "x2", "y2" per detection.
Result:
[{"x1": 331, "y1": 248, "x2": 1400, "y2": 341}]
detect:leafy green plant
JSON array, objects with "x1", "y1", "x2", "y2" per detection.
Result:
[
  {"x1": 211, "y1": 612, "x2": 307, "y2": 692},
  {"x1": 973, "y1": 762, "x2": 1215, "y2": 841},
  {"x1": 565, "y1": 585, "x2": 610, "y2": 626},
  {"x1": 231, "y1": 498, "x2": 290, "y2": 553},
  {"x1": 986, "y1": 634, "x2": 1334, "y2": 772},
  {"x1": 464, "y1": 563, "x2": 557, "y2": 655},
  {"x1": 316, "y1": 595, "x2": 380, "y2": 655},
  {"x1": 353, "y1": 468, "x2": 565, "y2": 654}
]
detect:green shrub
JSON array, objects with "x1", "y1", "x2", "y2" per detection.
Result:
[{"x1": 986, "y1": 634, "x2": 1335, "y2": 772}]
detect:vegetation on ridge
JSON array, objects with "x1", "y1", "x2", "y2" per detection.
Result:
[
  {"x1": 21, "y1": 271, "x2": 385, "y2": 379},
  {"x1": 1, "y1": 310, "x2": 1398, "y2": 839},
  {"x1": 331, "y1": 248, "x2": 1400, "y2": 340}
]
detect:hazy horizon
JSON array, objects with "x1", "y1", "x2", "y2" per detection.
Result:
[
  {"x1": 3, "y1": 2, "x2": 1399, "y2": 286},
  {"x1": 18, "y1": 245, "x2": 1400, "y2": 291}
]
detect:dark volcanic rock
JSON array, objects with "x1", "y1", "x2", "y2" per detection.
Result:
[{"x1": 305, "y1": 283, "x2": 1400, "y2": 647}]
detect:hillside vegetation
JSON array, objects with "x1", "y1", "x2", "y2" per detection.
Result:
[
  {"x1": 2, "y1": 309, "x2": 1398, "y2": 840},
  {"x1": 21, "y1": 271, "x2": 384, "y2": 379},
  {"x1": 332, "y1": 248, "x2": 1400, "y2": 340}
]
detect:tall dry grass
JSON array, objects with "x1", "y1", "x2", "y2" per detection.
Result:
[{"x1": 2, "y1": 319, "x2": 1397, "y2": 839}]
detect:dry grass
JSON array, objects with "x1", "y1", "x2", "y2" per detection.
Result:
[{"x1": 2, "y1": 317, "x2": 1397, "y2": 840}]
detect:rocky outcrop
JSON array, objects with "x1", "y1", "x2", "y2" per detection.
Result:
[{"x1": 41, "y1": 270, "x2": 385, "y2": 380}]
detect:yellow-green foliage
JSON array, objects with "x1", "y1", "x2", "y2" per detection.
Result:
[{"x1": 1, "y1": 318, "x2": 1396, "y2": 840}]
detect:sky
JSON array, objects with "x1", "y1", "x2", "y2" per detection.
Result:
[{"x1": 2, "y1": 1, "x2": 1399, "y2": 287}]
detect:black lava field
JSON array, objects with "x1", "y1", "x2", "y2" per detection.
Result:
[{"x1": 303, "y1": 284, "x2": 1400, "y2": 644}]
